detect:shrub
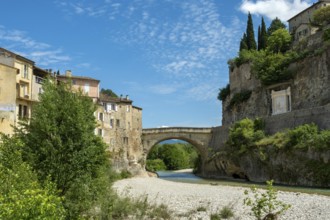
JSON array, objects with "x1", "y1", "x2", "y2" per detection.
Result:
[
  {"x1": 227, "y1": 118, "x2": 265, "y2": 154},
  {"x1": 228, "y1": 90, "x2": 252, "y2": 109},
  {"x1": 323, "y1": 29, "x2": 330, "y2": 41},
  {"x1": 287, "y1": 123, "x2": 318, "y2": 149},
  {"x1": 218, "y1": 84, "x2": 230, "y2": 102},
  {"x1": 244, "y1": 180, "x2": 291, "y2": 220},
  {"x1": 219, "y1": 205, "x2": 234, "y2": 219},
  {"x1": 0, "y1": 135, "x2": 66, "y2": 219},
  {"x1": 146, "y1": 159, "x2": 167, "y2": 171}
]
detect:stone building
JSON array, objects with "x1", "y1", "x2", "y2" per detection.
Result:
[
  {"x1": 0, "y1": 47, "x2": 49, "y2": 135},
  {"x1": 96, "y1": 94, "x2": 143, "y2": 172},
  {"x1": 288, "y1": 0, "x2": 330, "y2": 42},
  {"x1": 56, "y1": 71, "x2": 144, "y2": 173},
  {"x1": 56, "y1": 70, "x2": 100, "y2": 102}
]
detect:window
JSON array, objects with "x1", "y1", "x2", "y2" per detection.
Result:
[
  {"x1": 110, "y1": 119, "x2": 114, "y2": 128},
  {"x1": 22, "y1": 64, "x2": 29, "y2": 79},
  {"x1": 18, "y1": 104, "x2": 28, "y2": 119},
  {"x1": 21, "y1": 84, "x2": 29, "y2": 98},
  {"x1": 97, "y1": 128, "x2": 103, "y2": 136},
  {"x1": 35, "y1": 76, "x2": 43, "y2": 84},
  {"x1": 116, "y1": 119, "x2": 120, "y2": 127},
  {"x1": 126, "y1": 105, "x2": 130, "y2": 112},
  {"x1": 84, "y1": 83, "x2": 90, "y2": 94},
  {"x1": 98, "y1": 112, "x2": 104, "y2": 121},
  {"x1": 128, "y1": 122, "x2": 130, "y2": 130},
  {"x1": 123, "y1": 137, "x2": 128, "y2": 145},
  {"x1": 106, "y1": 103, "x2": 117, "y2": 112}
]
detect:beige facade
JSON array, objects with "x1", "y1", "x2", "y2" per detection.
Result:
[
  {"x1": 57, "y1": 71, "x2": 100, "y2": 100},
  {"x1": 288, "y1": 0, "x2": 330, "y2": 41},
  {"x1": 0, "y1": 63, "x2": 18, "y2": 135},
  {"x1": 0, "y1": 47, "x2": 50, "y2": 135},
  {"x1": 95, "y1": 94, "x2": 143, "y2": 171}
]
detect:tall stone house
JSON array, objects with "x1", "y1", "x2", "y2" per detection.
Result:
[
  {"x1": 56, "y1": 71, "x2": 144, "y2": 172},
  {"x1": 0, "y1": 47, "x2": 49, "y2": 135},
  {"x1": 288, "y1": 0, "x2": 330, "y2": 42}
]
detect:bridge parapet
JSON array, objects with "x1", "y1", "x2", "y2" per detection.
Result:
[{"x1": 142, "y1": 127, "x2": 212, "y2": 134}]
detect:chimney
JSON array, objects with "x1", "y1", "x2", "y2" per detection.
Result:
[
  {"x1": 126, "y1": 95, "x2": 129, "y2": 100},
  {"x1": 65, "y1": 70, "x2": 72, "y2": 77}
]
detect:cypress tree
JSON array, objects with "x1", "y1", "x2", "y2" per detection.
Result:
[
  {"x1": 257, "y1": 25, "x2": 261, "y2": 50},
  {"x1": 259, "y1": 17, "x2": 268, "y2": 50},
  {"x1": 240, "y1": 33, "x2": 248, "y2": 51},
  {"x1": 246, "y1": 12, "x2": 257, "y2": 50}
]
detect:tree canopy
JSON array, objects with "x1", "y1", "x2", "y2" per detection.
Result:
[
  {"x1": 246, "y1": 12, "x2": 257, "y2": 50},
  {"x1": 267, "y1": 28, "x2": 292, "y2": 53},
  {"x1": 313, "y1": 5, "x2": 330, "y2": 26},
  {"x1": 267, "y1": 17, "x2": 286, "y2": 36},
  {"x1": 16, "y1": 79, "x2": 108, "y2": 218},
  {"x1": 101, "y1": 88, "x2": 118, "y2": 98}
]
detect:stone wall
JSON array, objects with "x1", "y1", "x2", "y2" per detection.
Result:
[{"x1": 222, "y1": 44, "x2": 330, "y2": 127}]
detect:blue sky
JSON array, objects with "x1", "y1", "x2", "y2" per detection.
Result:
[{"x1": 0, "y1": 0, "x2": 314, "y2": 128}]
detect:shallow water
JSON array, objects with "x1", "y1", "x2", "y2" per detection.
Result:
[{"x1": 157, "y1": 170, "x2": 330, "y2": 196}]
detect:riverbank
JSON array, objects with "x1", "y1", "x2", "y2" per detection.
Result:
[{"x1": 113, "y1": 177, "x2": 330, "y2": 219}]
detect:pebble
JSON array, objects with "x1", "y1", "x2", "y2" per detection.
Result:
[{"x1": 113, "y1": 177, "x2": 330, "y2": 220}]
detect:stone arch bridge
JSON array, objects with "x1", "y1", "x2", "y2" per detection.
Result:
[{"x1": 142, "y1": 127, "x2": 214, "y2": 173}]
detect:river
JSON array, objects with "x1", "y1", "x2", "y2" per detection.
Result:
[{"x1": 157, "y1": 169, "x2": 330, "y2": 196}]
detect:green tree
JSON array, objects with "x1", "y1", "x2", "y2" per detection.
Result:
[
  {"x1": 267, "y1": 17, "x2": 286, "y2": 36},
  {"x1": 258, "y1": 17, "x2": 267, "y2": 50},
  {"x1": 313, "y1": 5, "x2": 330, "y2": 26},
  {"x1": 267, "y1": 28, "x2": 292, "y2": 53},
  {"x1": 101, "y1": 88, "x2": 118, "y2": 98},
  {"x1": 0, "y1": 135, "x2": 66, "y2": 219},
  {"x1": 244, "y1": 180, "x2": 291, "y2": 220},
  {"x1": 246, "y1": 12, "x2": 257, "y2": 50},
  {"x1": 240, "y1": 33, "x2": 248, "y2": 51},
  {"x1": 17, "y1": 79, "x2": 108, "y2": 218},
  {"x1": 227, "y1": 118, "x2": 265, "y2": 154}
]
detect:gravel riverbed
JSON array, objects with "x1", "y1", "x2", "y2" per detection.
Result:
[{"x1": 113, "y1": 176, "x2": 330, "y2": 220}]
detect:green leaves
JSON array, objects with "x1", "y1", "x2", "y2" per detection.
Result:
[
  {"x1": 244, "y1": 180, "x2": 291, "y2": 220},
  {"x1": 313, "y1": 6, "x2": 330, "y2": 26},
  {"x1": 0, "y1": 135, "x2": 66, "y2": 219}
]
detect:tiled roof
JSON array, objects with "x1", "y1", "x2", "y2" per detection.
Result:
[{"x1": 57, "y1": 74, "x2": 100, "y2": 82}]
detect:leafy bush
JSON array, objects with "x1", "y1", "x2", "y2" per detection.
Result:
[
  {"x1": 218, "y1": 84, "x2": 230, "y2": 102},
  {"x1": 251, "y1": 50, "x2": 298, "y2": 85},
  {"x1": 232, "y1": 49, "x2": 259, "y2": 67},
  {"x1": 228, "y1": 90, "x2": 252, "y2": 109},
  {"x1": 146, "y1": 159, "x2": 167, "y2": 171},
  {"x1": 227, "y1": 118, "x2": 265, "y2": 154},
  {"x1": 313, "y1": 5, "x2": 330, "y2": 26},
  {"x1": 244, "y1": 180, "x2": 291, "y2": 220},
  {"x1": 219, "y1": 205, "x2": 234, "y2": 219},
  {"x1": 323, "y1": 29, "x2": 330, "y2": 41},
  {"x1": 0, "y1": 135, "x2": 66, "y2": 219},
  {"x1": 287, "y1": 123, "x2": 319, "y2": 149}
]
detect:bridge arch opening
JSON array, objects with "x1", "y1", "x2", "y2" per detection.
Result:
[{"x1": 146, "y1": 138, "x2": 201, "y2": 172}]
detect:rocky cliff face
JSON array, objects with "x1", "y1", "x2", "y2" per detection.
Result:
[
  {"x1": 205, "y1": 35, "x2": 330, "y2": 187},
  {"x1": 222, "y1": 46, "x2": 330, "y2": 127},
  {"x1": 204, "y1": 148, "x2": 330, "y2": 187}
]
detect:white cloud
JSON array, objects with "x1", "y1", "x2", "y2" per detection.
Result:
[
  {"x1": 0, "y1": 26, "x2": 71, "y2": 67},
  {"x1": 55, "y1": 0, "x2": 243, "y2": 101},
  {"x1": 239, "y1": 0, "x2": 312, "y2": 21},
  {"x1": 149, "y1": 83, "x2": 183, "y2": 95}
]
